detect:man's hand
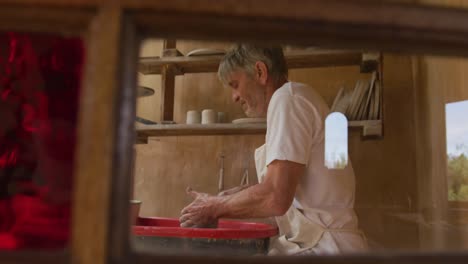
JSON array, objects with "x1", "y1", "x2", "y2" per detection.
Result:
[
  {"x1": 180, "y1": 160, "x2": 304, "y2": 224},
  {"x1": 179, "y1": 187, "x2": 219, "y2": 228}
]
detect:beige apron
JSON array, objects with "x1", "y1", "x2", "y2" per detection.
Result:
[{"x1": 254, "y1": 144, "x2": 365, "y2": 255}]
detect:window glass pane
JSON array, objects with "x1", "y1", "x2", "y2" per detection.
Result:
[
  {"x1": 0, "y1": 32, "x2": 84, "y2": 250},
  {"x1": 131, "y1": 38, "x2": 468, "y2": 256},
  {"x1": 446, "y1": 100, "x2": 468, "y2": 201}
]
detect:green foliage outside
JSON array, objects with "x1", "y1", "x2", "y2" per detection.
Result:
[
  {"x1": 326, "y1": 152, "x2": 348, "y2": 170},
  {"x1": 333, "y1": 153, "x2": 348, "y2": 169},
  {"x1": 447, "y1": 149, "x2": 468, "y2": 201}
]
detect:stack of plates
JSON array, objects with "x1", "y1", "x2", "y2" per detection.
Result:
[{"x1": 330, "y1": 71, "x2": 380, "y2": 121}]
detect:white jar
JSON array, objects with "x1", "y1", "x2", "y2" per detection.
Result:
[
  {"x1": 186, "y1": 110, "x2": 201, "y2": 124},
  {"x1": 201, "y1": 109, "x2": 216, "y2": 124}
]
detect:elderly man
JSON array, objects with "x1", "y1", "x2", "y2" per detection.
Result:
[{"x1": 179, "y1": 44, "x2": 367, "y2": 255}]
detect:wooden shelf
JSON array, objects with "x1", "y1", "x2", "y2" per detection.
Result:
[
  {"x1": 348, "y1": 120, "x2": 382, "y2": 138},
  {"x1": 135, "y1": 120, "x2": 382, "y2": 144},
  {"x1": 136, "y1": 123, "x2": 265, "y2": 143},
  {"x1": 139, "y1": 50, "x2": 363, "y2": 75}
]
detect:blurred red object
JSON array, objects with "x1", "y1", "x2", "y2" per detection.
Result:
[{"x1": 0, "y1": 32, "x2": 84, "y2": 250}]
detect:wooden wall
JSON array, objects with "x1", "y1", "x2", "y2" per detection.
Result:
[
  {"x1": 351, "y1": 55, "x2": 420, "y2": 250},
  {"x1": 134, "y1": 135, "x2": 264, "y2": 218},
  {"x1": 137, "y1": 40, "x2": 245, "y2": 124},
  {"x1": 414, "y1": 0, "x2": 468, "y2": 246},
  {"x1": 407, "y1": 0, "x2": 468, "y2": 252},
  {"x1": 411, "y1": 55, "x2": 468, "y2": 251},
  {"x1": 135, "y1": 41, "x2": 262, "y2": 221},
  {"x1": 136, "y1": 40, "x2": 372, "y2": 123},
  {"x1": 419, "y1": 0, "x2": 468, "y2": 8},
  {"x1": 422, "y1": 56, "x2": 468, "y2": 104},
  {"x1": 135, "y1": 40, "x2": 261, "y2": 220}
]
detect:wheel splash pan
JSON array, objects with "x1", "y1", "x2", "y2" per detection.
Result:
[{"x1": 132, "y1": 217, "x2": 278, "y2": 256}]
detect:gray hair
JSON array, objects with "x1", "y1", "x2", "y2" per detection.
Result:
[{"x1": 217, "y1": 44, "x2": 288, "y2": 86}]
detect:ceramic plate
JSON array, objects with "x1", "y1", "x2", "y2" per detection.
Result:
[
  {"x1": 232, "y1": 118, "x2": 266, "y2": 124},
  {"x1": 186, "y1": 48, "x2": 226, "y2": 57},
  {"x1": 137, "y1": 86, "x2": 155, "y2": 98}
]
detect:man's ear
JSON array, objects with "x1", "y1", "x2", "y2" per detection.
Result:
[{"x1": 255, "y1": 61, "x2": 268, "y2": 85}]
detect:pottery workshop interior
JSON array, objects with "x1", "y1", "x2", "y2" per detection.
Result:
[
  {"x1": 1, "y1": 1, "x2": 468, "y2": 263},
  {"x1": 132, "y1": 38, "x2": 468, "y2": 255}
]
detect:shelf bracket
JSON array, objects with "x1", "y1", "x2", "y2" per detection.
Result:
[{"x1": 361, "y1": 52, "x2": 381, "y2": 73}]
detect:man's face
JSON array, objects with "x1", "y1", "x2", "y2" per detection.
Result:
[{"x1": 226, "y1": 70, "x2": 267, "y2": 118}]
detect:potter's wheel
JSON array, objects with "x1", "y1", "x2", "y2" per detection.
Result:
[{"x1": 133, "y1": 216, "x2": 277, "y2": 256}]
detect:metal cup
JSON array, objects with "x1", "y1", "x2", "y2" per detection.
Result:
[
  {"x1": 130, "y1": 199, "x2": 142, "y2": 226},
  {"x1": 217, "y1": 112, "x2": 226, "y2": 123}
]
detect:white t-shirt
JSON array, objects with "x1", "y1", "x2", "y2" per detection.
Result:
[{"x1": 265, "y1": 81, "x2": 366, "y2": 254}]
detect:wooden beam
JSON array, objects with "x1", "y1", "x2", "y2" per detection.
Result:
[
  {"x1": 5, "y1": 0, "x2": 468, "y2": 58},
  {"x1": 286, "y1": 50, "x2": 362, "y2": 69},
  {"x1": 130, "y1": 0, "x2": 468, "y2": 34},
  {"x1": 0, "y1": 5, "x2": 92, "y2": 34},
  {"x1": 0, "y1": 0, "x2": 97, "y2": 7},
  {"x1": 134, "y1": 251, "x2": 468, "y2": 264},
  {"x1": 159, "y1": 39, "x2": 178, "y2": 121},
  {"x1": 106, "y1": 12, "x2": 139, "y2": 264},
  {"x1": 160, "y1": 65, "x2": 176, "y2": 121},
  {"x1": 139, "y1": 50, "x2": 362, "y2": 75},
  {"x1": 0, "y1": 0, "x2": 415, "y2": 14},
  {"x1": 139, "y1": 55, "x2": 223, "y2": 75},
  {"x1": 132, "y1": 0, "x2": 468, "y2": 57},
  {"x1": 0, "y1": 252, "x2": 68, "y2": 264}
]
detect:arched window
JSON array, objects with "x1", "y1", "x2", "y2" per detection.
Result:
[{"x1": 325, "y1": 112, "x2": 348, "y2": 169}]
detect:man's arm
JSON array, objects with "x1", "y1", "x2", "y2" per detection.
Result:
[
  {"x1": 217, "y1": 184, "x2": 252, "y2": 197},
  {"x1": 179, "y1": 160, "x2": 304, "y2": 227}
]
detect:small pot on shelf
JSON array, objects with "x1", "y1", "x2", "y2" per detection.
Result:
[{"x1": 130, "y1": 199, "x2": 142, "y2": 226}]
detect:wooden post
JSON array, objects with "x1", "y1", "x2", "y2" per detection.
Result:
[
  {"x1": 71, "y1": 4, "x2": 122, "y2": 264},
  {"x1": 160, "y1": 64, "x2": 176, "y2": 122},
  {"x1": 159, "y1": 39, "x2": 177, "y2": 122}
]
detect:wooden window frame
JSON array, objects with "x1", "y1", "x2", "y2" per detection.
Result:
[
  {"x1": 2, "y1": 1, "x2": 468, "y2": 264},
  {"x1": 116, "y1": 1, "x2": 468, "y2": 264}
]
